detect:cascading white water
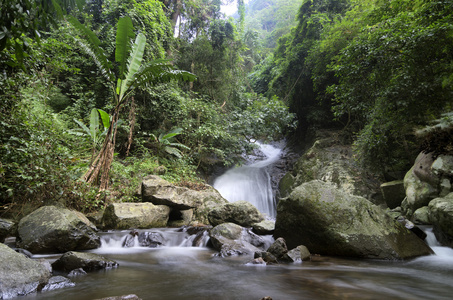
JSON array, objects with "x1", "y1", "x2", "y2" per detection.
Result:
[{"x1": 213, "y1": 142, "x2": 282, "y2": 219}]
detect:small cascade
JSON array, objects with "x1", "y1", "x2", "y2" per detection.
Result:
[
  {"x1": 97, "y1": 227, "x2": 211, "y2": 251},
  {"x1": 423, "y1": 227, "x2": 453, "y2": 258},
  {"x1": 213, "y1": 142, "x2": 282, "y2": 218}
]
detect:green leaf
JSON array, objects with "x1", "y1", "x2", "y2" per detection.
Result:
[
  {"x1": 97, "y1": 109, "x2": 110, "y2": 129},
  {"x1": 89, "y1": 108, "x2": 99, "y2": 140},
  {"x1": 115, "y1": 16, "x2": 135, "y2": 80},
  {"x1": 118, "y1": 33, "x2": 146, "y2": 103}
]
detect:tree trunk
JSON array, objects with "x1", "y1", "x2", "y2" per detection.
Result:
[{"x1": 82, "y1": 105, "x2": 122, "y2": 191}]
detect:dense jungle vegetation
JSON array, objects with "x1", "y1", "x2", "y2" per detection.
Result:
[{"x1": 1, "y1": 0, "x2": 452, "y2": 217}]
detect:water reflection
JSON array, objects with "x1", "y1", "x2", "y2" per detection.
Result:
[{"x1": 25, "y1": 230, "x2": 453, "y2": 300}]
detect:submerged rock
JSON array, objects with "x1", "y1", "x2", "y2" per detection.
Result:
[
  {"x1": 0, "y1": 243, "x2": 51, "y2": 298},
  {"x1": 209, "y1": 223, "x2": 270, "y2": 257},
  {"x1": 41, "y1": 276, "x2": 75, "y2": 292},
  {"x1": 95, "y1": 295, "x2": 142, "y2": 300},
  {"x1": 207, "y1": 201, "x2": 265, "y2": 227},
  {"x1": 17, "y1": 206, "x2": 100, "y2": 254},
  {"x1": 52, "y1": 251, "x2": 118, "y2": 273},
  {"x1": 429, "y1": 192, "x2": 453, "y2": 247},
  {"x1": 275, "y1": 180, "x2": 433, "y2": 259},
  {"x1": 102, "y1": 203, "x2": 170, "y2": 229}
]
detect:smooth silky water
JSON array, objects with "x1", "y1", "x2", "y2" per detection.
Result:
[{"x1": 25, "y1": 144, "x2": 453, "y2": 300}]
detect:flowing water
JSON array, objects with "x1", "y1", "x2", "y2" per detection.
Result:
[
  {"x1": 24, "y1": 143, "x2": 453, "y2": 300},
  {"x1": 213, "y1": 142, "x2": 282, "y2": 218},
  {"x1": 27, "y1": 228, "x2": 453, "y2": 300}
]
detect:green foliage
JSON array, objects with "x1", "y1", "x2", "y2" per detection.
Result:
[
  {"x1": 69, "y1": 108, "x2": 110, "y2": 160},
  {"x1": 329, "y1": 0, "x2": 453, "y2": 170}
]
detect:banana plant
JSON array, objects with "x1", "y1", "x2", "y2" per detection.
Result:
[
  {"x1": 67, "y1": 15, "x2": 196, "y2": 190},
  {"x1": 152, "y1": 128, "x2": 190, "y2": 158},
  {"x1": 69, "y1": 108, "x2": 110, "y2": 163}
]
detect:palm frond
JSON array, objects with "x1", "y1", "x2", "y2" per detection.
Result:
[
  {"x1": 67, "y1": 15, "x2": 115, "y2": 83},
  {"x1": 132, "y1": 60, "x2": 196, "y2": 90}
]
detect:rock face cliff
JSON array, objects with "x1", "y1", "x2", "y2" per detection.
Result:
[{"x1": 279, "y1": 130, "x2": 383, "y2": 204}]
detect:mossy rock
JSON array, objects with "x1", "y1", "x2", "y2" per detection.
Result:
[{"x1": 275, "y1": 180, "x2": 433, "y2": 260}]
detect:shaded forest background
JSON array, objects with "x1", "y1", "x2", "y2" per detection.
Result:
[{"x1": 1, "y1": 0, "x2": 452, "y2": 217}]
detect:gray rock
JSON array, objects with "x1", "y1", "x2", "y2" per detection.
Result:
[
  {"x1": 52, "y1": 251, "x2": 118, "y2": 273},
  {"x1": 17, "y1": 206, "x2": 100, "y2": 254},
  {"x1": 41, "y1": 276, "x2": 75, "y2": 292},
  {"x1": 102, "y1": 203, "x2": 170, "y2": 229},
  {"x1": 0, "y1": 243, "x2": 51, "y2": 298},
  {"x1": 412, "y1": 206, "x2": 431, "y2": 225},
  {"x1": 254, "y1": 251, "x2": 278, "y2": 264},
  {"x1": 208, "y1": 201, "x2": 265, "y2": 227},
  {"x1": 0, "y1": 218, "x2": 15, "y2": 242},
  {"x1": 138, "y1": 231, "x2": 166, "y2": 247},
  {"x1": 267, "y1": 237, "x2": 288, "y2": 259},
  {"x1": 380, "y1": 180, "x2": 406, "y2": 209},
  {"x1": 282, "y1": 245, "x2": 311, "y2": 263},
  {"x1": 142, "y1": 176, "x2": 194, "y2": 209},
  {"x1": 428, "y1": 192, "x2": 453, "y2": 247},
  {"x1": 274, "y1": 180, "x2": 433, "y2": 259},
  {"x1": 252, "y1": 220, "x2": 275, "y2": 235},
  {"x1": 209, "y1": 223, "x2": 270, "y2": 257},
  {"x1": 403, "y1": 164, "x2": 439, "y2": 218},
  {"x1": 431, "y1": 155, "x2": 453, "y2": 177},
  {"x1": 140, "y1": 175, "x2": 228, "y2": 225}
]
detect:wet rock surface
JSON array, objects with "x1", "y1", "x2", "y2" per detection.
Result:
[
  {"x1": 429, "y1": 192, "x2": 453, "y2": 247},
  {"x1": 51, "y1": 251, "x2": 119, "y2": 273},
  {"x1": 209, "y1": 222, "x2": 270, "y2": 257},
  {"x1": 16, "y1": 206, "x2": 100, "y2": 254},
  {"x1": 0, "y1": 243, "x2": 51, "y2": 299}
]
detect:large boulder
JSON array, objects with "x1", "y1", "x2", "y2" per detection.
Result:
[
  {"x1": 402, "y1": 152, "x2": 453, "y2": 218},
  {"x1": 0, "y1": 243, "x2": 51, "y2": 298},
  {"x1": 274, "y1": 180, "x2": 433, "y2": 259},
  {"x1": 140, "y1": 175, "x2": 228, "y2": 225},
  {"x1": 102, "y1": 203, "x2": 170, "y2": 229},
  {"x1": 209, "y1": 223, "x2": 270, "y2": 257},
  {"x1": 428, "y1": 192, "x2": 453, "y2": 247},
  {"x1": 280, "y1": 131, "x2": 382, "y2": 204},
  {"x1": 52, "y1": 251, "x2": 118, "y2": 273},
  {"x1": 207, "y1": 201, "x2": 265, "y2": 227},
  {"x1": 17, "y1": 206, "x2": 101, "y2": 254}
]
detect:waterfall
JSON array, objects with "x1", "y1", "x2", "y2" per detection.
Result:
[{"x1": 213, "y1": 142, "x2": 282, "y2": 219}]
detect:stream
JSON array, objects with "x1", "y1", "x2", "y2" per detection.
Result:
[{"x1": 24, "y1": 143, "x2": 453, "y2": 300}]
